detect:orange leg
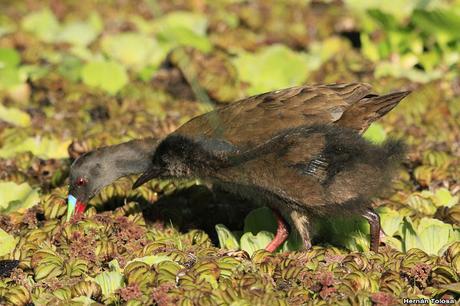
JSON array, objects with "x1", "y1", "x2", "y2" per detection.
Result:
[{"x1": 265, "y1": 209, "x2": 290, "y2": 252}]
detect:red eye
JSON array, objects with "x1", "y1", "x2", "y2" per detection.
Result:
[{"x1": 76, "y1": 177, "x2": 87, "y2": 186}]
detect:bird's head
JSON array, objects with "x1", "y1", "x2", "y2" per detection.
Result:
[
  {"x1": 66, "y1": 138, "x2": 160, "y2": 221},
  {"x1": 66, "y1": 152, "x2": 106, "y2": 221}
]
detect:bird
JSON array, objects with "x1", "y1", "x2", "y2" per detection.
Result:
[{"x1": 67, "y1": 83, "x2": 410, "y2": 252}]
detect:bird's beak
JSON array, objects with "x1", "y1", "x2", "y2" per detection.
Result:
[{"x1": 66, "y1": 194, "x2": 87, "y2": 221}]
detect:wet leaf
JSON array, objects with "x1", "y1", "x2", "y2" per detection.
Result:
[
  {"x1": 240, "y1": 231, "x2": 274, "y2": 256},
  {"x1": 81, "y1": 60, "x2": 128, "y2": 94},
  {"x1": 215, "y1": 224, "x2": 240, "y2": 250},
  {"x1": 0, "y1": 182, "x2": 40, "y2": 213}
]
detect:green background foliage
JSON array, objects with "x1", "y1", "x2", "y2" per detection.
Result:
[{"x1": 1, "y1": 0, "x2": 460, "y2": 304}]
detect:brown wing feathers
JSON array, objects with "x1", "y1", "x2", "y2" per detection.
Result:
[{"x1": 174, "y1": 83, "x2": 409, "y2": 148}]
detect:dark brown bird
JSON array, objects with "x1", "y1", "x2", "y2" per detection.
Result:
[{"x1": 67, "y1": 83, "x2": 410, "y2": 252}]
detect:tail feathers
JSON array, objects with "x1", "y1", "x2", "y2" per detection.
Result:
[
  {"x1": 338, "y1": 90, "x2": 411, "y2": 133},
  {"x1": 367, "y1": 91, "x2": 411, "y2": 118}
]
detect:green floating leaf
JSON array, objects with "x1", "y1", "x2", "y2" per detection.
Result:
[
  {"x1": 363, "y1": 122, "x2": 387, "y2": 144},
  {"x1": 0, "y1": 104, "x2": 31, "y2": 127},
  {"x1": 93, "y1": 270, "x2": 124, "y2": 298},
  {"x1": 90, "y1": 260, "x2": 123, "y2": 298},
  {"x1": 0, "y1": 131, "x2": 71, "y2": 159},
  {"x1": 383, "y1": 236, "x2": 404, "y2": 252},
  {"x1": 81, "y1": 60, "x2": 128, "y2": 94},
  {"x1": 153, "y1": 11, "x2": 208, "y2": 36},
  {"x1": 0, "y1": 182, "x2": 40, "y2": 213},
  {"x1": 343, "y1": 231, "x2": 370, "y2": 252},
  {"x1": 0, "y1": 228, "x2": 17, "y2": 256},
  {"x1": 0, "y1": 68, "x2": 21, "y2": 89},
  {"x1": 233, "y1": 44, "x2": 310, "y2": 95},
  {"x1": 215, "y1": 224, "x2": 240, "y2": 250},
  {"x1": 243, "y1": 207, "x2": 277, "y2": 234},
  {"x1": 406, "y1": 191, "x2": 437, "y2": 215},
  {"x1": 157, "y1": 26, "x2": 212, "y2": 53},
  {"x1": 101, "y1": 33, "x2": 162, "y2": 70},
  {"x1": 434, "y1": 188, "x2": 459, "y2": 208},
  {"x1": 0, "y1": 48, "x2": 20, "y2": 68},
  {"x1": 316, "y1": 215, "x2": 370, "y2": 252},
  {"x1": 21, "y1": 9, "x2": 60, "y2": 42},
  {"x1": 56, "y1": 19, "x2": 101, "y2": 46},
  {"x1": 134, "y1": 11, "x2": 212, "y2": 55},
  {"x1": 377, "y1": 207, "x2": 403, "y2": 237},
  {"x1": 240, "y1": 231, "x2": 274, "y2": 256},
  {"x1": 402, "y1": 217, "x2": 457, "y2": 255}
]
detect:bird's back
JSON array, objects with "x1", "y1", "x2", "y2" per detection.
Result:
[
  {"x1": 175, "y1": 83, "x2": 410, "y2": 147},
  {"x1": 211, "y1": 125, "x2": 404, "y2": 216}
]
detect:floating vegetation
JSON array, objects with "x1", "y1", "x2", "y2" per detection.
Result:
[{"x1": 1, "y1": 0, "x2": 460, "y2": 304}]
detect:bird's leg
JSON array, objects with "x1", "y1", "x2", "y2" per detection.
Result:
[
  {"x1": 362, "y1": 208, "x2": 381, "y2": 253},
  {"x1": 265, "y1": 209, "x2": 290, "y2": 252},
  {"x1": 290, "y1": 210, "x2": 312, "y2": 250}
]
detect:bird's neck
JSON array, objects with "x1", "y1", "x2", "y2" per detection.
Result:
[{"x1": 105, "y1": 138, "x2": 158, "y2": 180}]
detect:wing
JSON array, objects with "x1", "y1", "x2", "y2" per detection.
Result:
[
  {"x1": 174, "y1": 83, "x2": 409, "y2": 148},
  {"x1": 213, "y1": 127, "x2": 330, "y2": 209}
]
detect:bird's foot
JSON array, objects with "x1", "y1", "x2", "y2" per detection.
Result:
[{"x1": 265, "y1": 209, "x2": 289, "y2": 252}]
